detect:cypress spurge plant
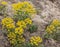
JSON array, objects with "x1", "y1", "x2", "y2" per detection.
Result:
[
  {"x1": 12, "y1": 1, "x2": 36, "y2": 21},
  {"x1": 1, "y1": 1, "x2": 39, "y2": 47},
  {"x1": 45, "y1": 19, "x2": 60, "y2": 41},
  {"x1": 30, "y1": 36, "x2": 43, "y2": 47}
]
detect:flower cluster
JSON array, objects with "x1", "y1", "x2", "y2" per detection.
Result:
[
  {"x1": 7, "y1": 32, "x2": 16, "y2": 40},
  {"x1": 1, "y1": 17, "x2": 26, "y2": 45},
  {"x1": 15, "y1": 27, "x2": 24, "y2": 35},
  {"x1": 7, "y1": 29, "x2": 25, "y2": 45},
  {"x1": 16, "y1": 20, "x2": 26, "y2": 28},
  {"x1": 7, "y1": 32, "x2": 16, "y2": 45},
  {"x1": 16, "y1": 18, "x2": 32, "y2": 27},
  {"x1": 1, "y1": 17, "x2": 33, "y2": 45},
  {"x1": 24, "y1": 18, "x2": 32, "y2": 25},
  {"x1": 51, "y1": 19, "x2": 60, "y2": 26},
  {"x1": 30, "y1": 36, "x2": 42, "y2": 46},
  {"x1": 8, "y1": 32, "x2": 25, "y2": 45},
  {"x1": 1, "y1": 1, "x2": 8, "y2": 5},
  {"x1": 46, "y1": 19, "x2": 60, "y2": 34},
  {"x1": 1, "y1": 1, "x2": 39, "y2": 47},
  {"x1": 16, "y1": 18, "x2": 32, "y2": 35},
  {"x1": 12, "y1": 1, "x2": 36, "y2": 15},
  {"x1": 46, "y1": 25, "x2": 55, "y2": 34},
  {"x1": 2, "y1": 17, "x2": 15, "y2": 29},
  {"x1": 17, "y1": 36, "x2": 25, "y2": 44}
]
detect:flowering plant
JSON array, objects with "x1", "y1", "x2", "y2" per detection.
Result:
[
  {"x1": 30, "y1": 36, "x2": 42, "y2": 46},
  {"x1": 1, "y1": 1, "x2": 42, "y2": 47},
  {"x1": 45, "y1": 19, "x2": 60, "y2": 41},
  {"x1": 12, "y1": 1, "x2": 36, "y2": 21}
]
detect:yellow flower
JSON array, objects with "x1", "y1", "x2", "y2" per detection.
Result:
[
  {"x1": 2, "y1": 17, "x2": 14, "y2": 25},
  {"x1": 2, "y1": 17, "x2": 14, "y2": 29},
  {"x1": 52, "y1": 19, "x2": 60, "y2": 26},
  {"x1": 15, "y1": 27, "x2": 24, "y2": 35},
  {"x1": 1, "y1": 1, "x2": 8, "y2": 5},
  {"x1": 46, "y1": 26, "x2": 52, "y2": 34},
  {"x1": 24, "y1": 18, "x2": 32, "y2": 25},
  {"x1": 17, "y1": 36, "x2": 25, "y2": 43},
  {"x1": 12, "y1": 1, "x2": 36, "y2": 15},
  {"x1": 30, "y1": 36, "x2": 42, "y2": 46},
  {"x1": 49, "y1": 25, "x2": 55, "y2": 30},
  {"x1": 46, "y1": 19, "x2": 60, "y2": 34},
  {"x1": 7, "y1": 32, "x2": 16, "y2": 40},
  {"x1": 46, "y1": 25, "x2": 55, "y2": 34},
  {"x1": 6, "y1": 23, "x2": 15, "y2": 29},
  {"x1": 10, "y1": 39, "x2": 17, "y2": 45},
  {"x1": 12, "y1": 3, "x2": 19, "y2": 11},
  {"x1": 16, "y1": 20, "x2": 27, "y2": 28}
]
